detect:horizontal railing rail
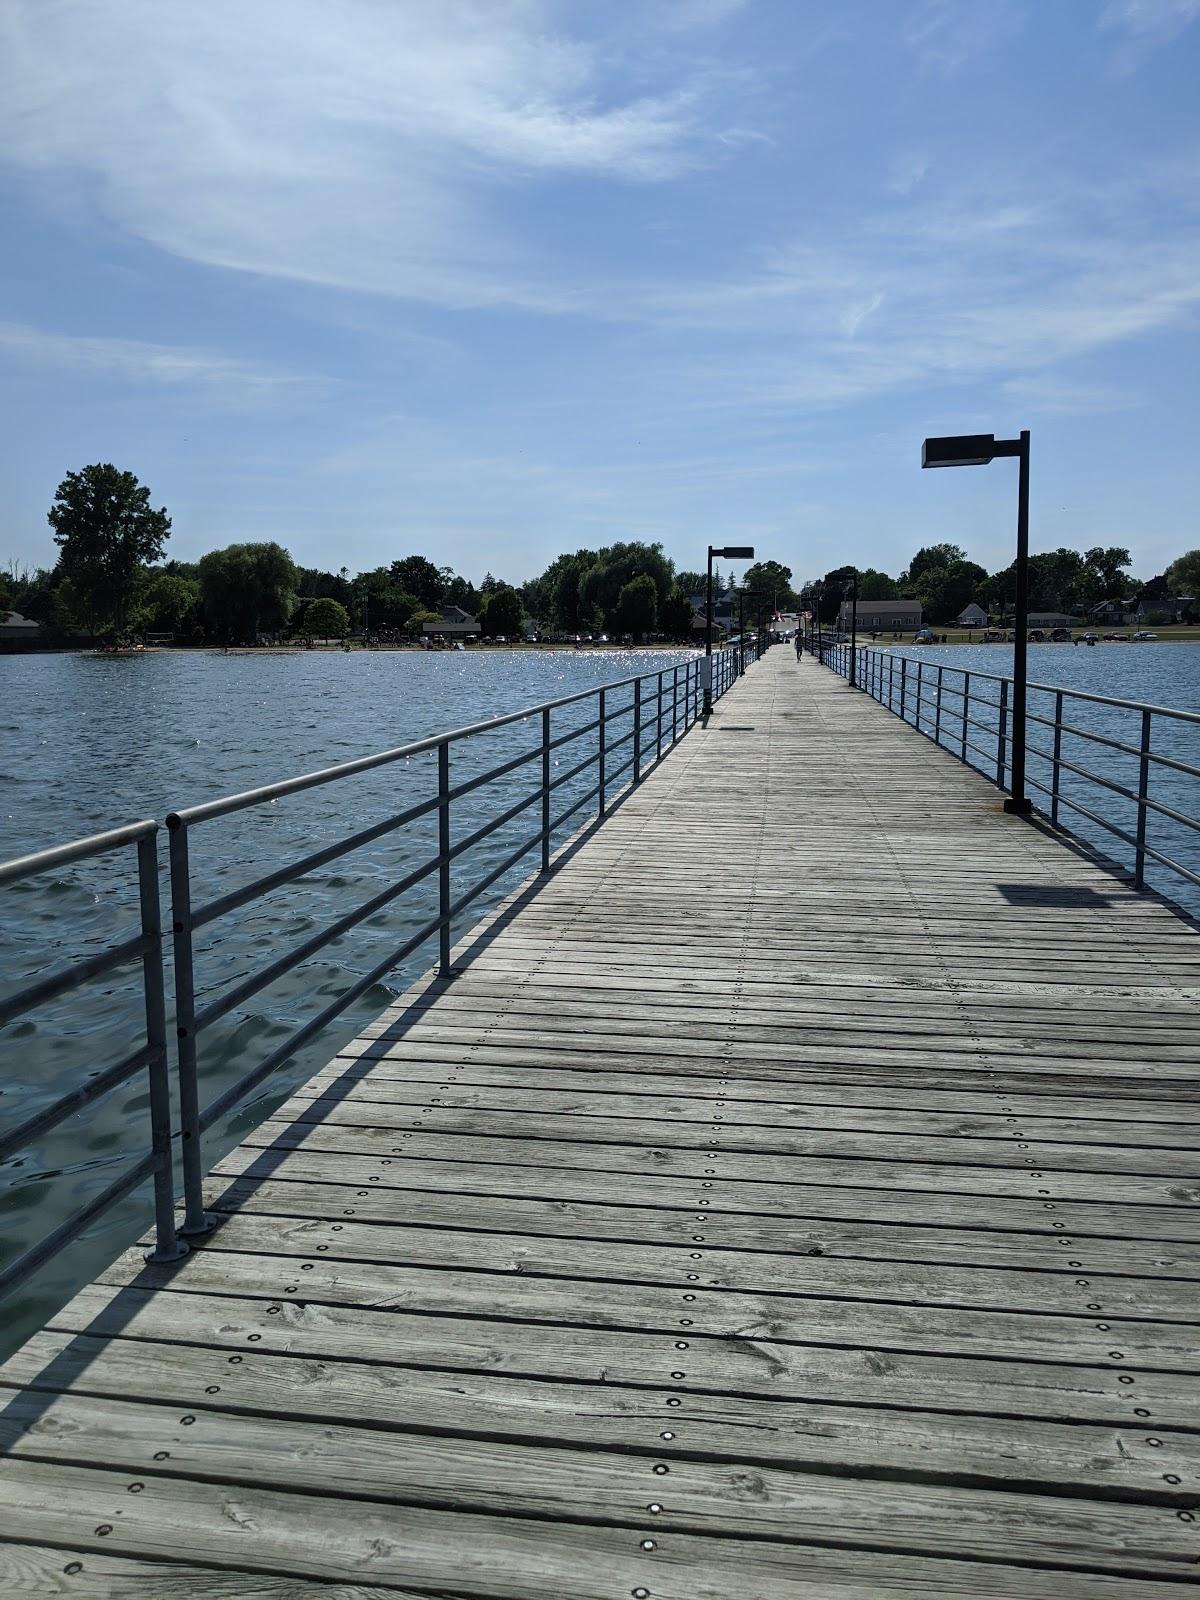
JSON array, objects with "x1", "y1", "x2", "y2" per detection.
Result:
[
  {"x1": 164, "y1": 643, "x2": 751, "y2": 1235},
  {"x1": 2, "y1": 641, "x2": 757, "y2": 1302},
  {"x1": 821, "y1": 642, "x2": 1200, "y2": 901},
  {"x1": 0, "y1": 822, "x2": 186, "y2": 1297}
]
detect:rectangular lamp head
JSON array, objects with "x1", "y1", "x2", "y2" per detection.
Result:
[
  {"x1": 922, "y1": 434, "x2": 996, "y2": 468},
  {"x1": 713, "y1": 545, "x2": 755, "y2": 558}
]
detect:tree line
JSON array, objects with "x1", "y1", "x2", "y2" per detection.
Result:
[{"x1": 3, "y1": 463, "x2": 1198, "y2": 644}]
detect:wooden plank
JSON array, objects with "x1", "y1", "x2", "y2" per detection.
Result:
[
  {"x1": 226, "y1": 1122, "x2": 1200, "y2": 1218},
  {"x1": 96, "y1": 1247, "x2": 1200, "y2": 1371},
  {"x1": 1, "y1": 1460, "x2": 1191, "y2": 1599},
  {"x1": 212, "y1": 1140, "x2": 1200, "y2": 1243},
  {"x1": 49, "y1": 1284, "x2": 1199, "y2": 1429},
  {"x1": 269, "y1": 1090, "x2": 1200, "y2": 1177},
  {"x1": 9, "y1": 1329, "x2": 1198, "y2": 1498},
  {"x1": 170, "y1": 1209, "x2": 1200, "y2": 1322},
  {"x1": 1, "y1": 1388, "x2": 1196, "y2": 1575},
  {"x1": 205, "y1": 1172, "x2": 1200, "y2": 1278}
]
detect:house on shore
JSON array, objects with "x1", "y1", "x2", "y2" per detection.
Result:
[
  {"x1": 838, "y1": 598, "x2": 922, "y2": 633},
  {"x1": 429, "y1": 606, "x2": 481, "y2": 640},
  {"x1": 0, "y1": 611, "x2": 44, "y2": 651},
  {"x1": 1027, "y1": 611, "x2": 1082, "y2": 630},
  {"x1": 954, "y1": 602, "x2": 988, "y2": 628}
]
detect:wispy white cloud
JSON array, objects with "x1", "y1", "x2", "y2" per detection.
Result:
[
  {"x1": 0, "y1": 0, "x2": 733, "y2": 309},
  {"x1": 903, "y1": 0, "x2": 1025, "y2": 75},
  {"x1": 889, "y1": 150, "x2": 931, "y2": 196},
  {"x1": 1099, "y1": 0, "x2": 1200, "y2": 69},
  {"x1": 0, "y1": 320, "x2": 305, "y2": 396}
]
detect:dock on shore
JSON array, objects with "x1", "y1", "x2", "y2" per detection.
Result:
[{"x1": 2, "y1": 646, "x2": 1199, "y2": 1597}]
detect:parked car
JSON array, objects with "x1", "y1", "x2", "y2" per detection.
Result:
[
  {"x1": 1132, "y1": 630, "x2": 1159, "y2": 641},
  {"x1": 913, "y1": 629, "x2": 936, "y2": 643}
]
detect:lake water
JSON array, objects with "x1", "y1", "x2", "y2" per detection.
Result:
[
  {"x1": 0, "y1": 646, "x2": 697, "y2": 1355},
  {"x1": 1, "y1": 639, "x2": 1197, "y2": 1357}
]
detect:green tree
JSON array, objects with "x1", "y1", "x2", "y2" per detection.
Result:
[
  {"x1": 48, "y1": 463, "x2": 171, "y2": 638},
  {"x1": 1079, "y1": 546, "x2": 1133, "y2": 609},
  {"x1": 578, "y1": 542, "x2": 674, "y2": 633},
  {"x1": 858, "y1": 568, "x2": 898, "y2": 601},
  {"x1": 302, "y1": 596, "x2": 351, "y2": 639},
  {"x1": 351, "y1": 567, "x2": 418, "y2": 631},
  {"x1": 198, "y1": 542, "x2": 298, "y2": 642},
  {"x1": 659, "y1": 586, "x2": 695, "y2": 639},
  {"x1": 740, "y1": 560, "x2": 796, "y2": 611},
  {"x1": 904, "y1": 544, "x2": 966, "y2": 584},
  {"x1": 409, "y1": 608, "x2": 444, "y2": 634},
  {"x1": 136, "y1": 570, "x2": 200, "y2": 636},
  {"x1": 390, "y1": 555, "x2": 446, "y2": 608},
  {"x1": 442, "y1": 569, "x2": 479, "y2": 612},
  {"x1": 612, "y1": 573, "x2": 658, "y2": 639},
  {"x1": 480, "y1": 584, "x2": 524, "y2": 637},
  {"x1": 1165, "y1": 550, "x2": 1200, "y2": 596},
  {"x1": 552, "y1": 554, "x2": 598, "y2": 631}
]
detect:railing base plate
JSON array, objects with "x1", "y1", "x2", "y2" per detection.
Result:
[
  {"x1": 1003, "y1": 796, "x2": 1034, "y2": 815},
  {"x1": 143, "y1": 1240, "x2": 189, "y2": 1264},
  {"x1": 179, "y1": 1213, "x2": 219, "y2": 1237}
]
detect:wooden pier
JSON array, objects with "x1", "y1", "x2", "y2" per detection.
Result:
[{"x1": 3, "y1": 645, "x2": 1200, "y2": 1596}]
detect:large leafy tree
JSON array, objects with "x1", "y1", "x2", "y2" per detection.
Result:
[
  {"x1": 578, "y1": 542, "x2": 674, "y2": 632},
  {"x1": 301, "y1": 596, "x2": 351, "y2": 639},
  {"x1": 659, "y1": 586, "x2": 695, "y2": 639},
  {"x1": 741, "y1": 559, "x2": 796, "y2": 611},
  {"x1": 136, "y1": 570, "x2": 200, "y2": 636},
  {"x1": 480, "y1": 584, "x2": 524, "y2": 637},
  {"x1": 197, "y1": 542, "x2": 298, "y2": 642},
  {"x1": 390, "y1": 555, "x2": 446, "y2": 608},
  {"x1": 612, "y1": 573, "x2": 658, "y2": 639},
  {"x1": 48, "y1": 463, "x2": 171, "y2": 638},
  {"x1": 1166, "y1": 550, "x2": 1200, "y2": 596}
]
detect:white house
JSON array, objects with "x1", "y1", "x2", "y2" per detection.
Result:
[{"x1": 954, "y1": 603, "x2": 988, "y2": 627}]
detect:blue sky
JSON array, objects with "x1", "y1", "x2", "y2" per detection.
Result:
[{"x1": 1, "y1": 0, "x2": 1197, "y2": 586}]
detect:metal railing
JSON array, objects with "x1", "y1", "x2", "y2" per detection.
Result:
[
  {"x1": 823, "y1": 642, "x2": 1200, "y2": 899},
  {"x1": 0, "y1": 643, "x2": 752, "y2": 1297},
  {"x1": 0, "y1": 822, "x2": 186, "y2": 1297}
]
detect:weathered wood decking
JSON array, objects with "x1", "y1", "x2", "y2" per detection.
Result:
[{"x1": 3, "y1": 646, "x2": 1200, "y2": 1596}]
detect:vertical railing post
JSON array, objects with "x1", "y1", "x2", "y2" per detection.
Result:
[
  {"x1": 900, "y1": 657, "x2": 908, "y2": 723},
  {"x1": 1051, "y1": 690, "x2": 1064, "y2": 827},
  {"x1": 656, "y1": 671, "x2": 664, "y2": 761},
  {"x1": 1135, "y1": 708, "x2": 1152, "y2": 889},
  {"x1": 438, "y1": 741, "x2": 452, "y2": 972},
  {"x1": 633, "y1": 678, "x2": 642, "y2": 783},
  {"x1": 541, "y1": 707, "x2": 551, "y2": 873},
  {"x1": 138, "y1": 831, "x2": 186, "y2": 1263},
  {"x1": 997, "y1": 679, "x2": 1009, "y2": 789},
  {"x1": 934, "y1": 666, "x2": 943, "y2": 747},
  {"x1": 916, "y1": 661, "x2": 923, "y2": 734},
  {"x1": 961, "y1": 671, "x2": 970, "y2": 762},
  {"x1": 672, "y1": 666, "x2": 679, "y2": 745},
  {"x1": 598, "y1": 688, "x2": 607, "y2": 817},
  {"x1": 167, "y1": 817, "x2": 212, "y2": 1236},
  {"x1": 888, "y1": 654, "x2": 895, "y2": 714}
]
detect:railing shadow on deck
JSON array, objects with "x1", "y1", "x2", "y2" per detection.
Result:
[{"x1": 0, "y1": 647, "x2": 759, "y2": 1445}]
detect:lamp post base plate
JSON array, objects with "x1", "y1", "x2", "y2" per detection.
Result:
[{"x1": 1003, "y1": 795, "x2": 1033, "y2": 815}]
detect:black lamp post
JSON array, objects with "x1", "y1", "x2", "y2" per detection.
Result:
[
  {"x1": 705, "y1": 545, "x2": 754, "y2": 714},
  {"x1": 922, "y1": 431, "x2": 1031, "y2": 813}
]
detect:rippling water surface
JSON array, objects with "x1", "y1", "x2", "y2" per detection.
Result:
[{"x1": 0, "y1": 646, "x2": 696, "y2": 1354}]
